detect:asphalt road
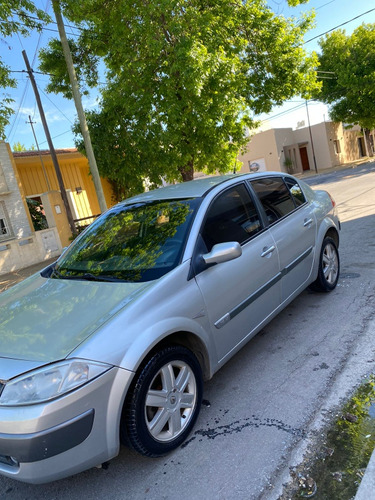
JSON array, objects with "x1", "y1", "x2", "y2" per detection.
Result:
[{"x1": 1, "y1": 162, "x2": 375, "y2": 500}]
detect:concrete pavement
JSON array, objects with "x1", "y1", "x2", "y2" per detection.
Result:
[{"x1": 0, "y1": 257, "x2": 57, "y2": 293}]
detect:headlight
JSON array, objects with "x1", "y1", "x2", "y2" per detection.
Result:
[{"x1": 0, "y1": 359, "x2": 112, "y2": 406}]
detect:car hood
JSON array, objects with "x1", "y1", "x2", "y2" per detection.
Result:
[{"x1": 0, "y1": 273, "x2": 153, "y2": 365}]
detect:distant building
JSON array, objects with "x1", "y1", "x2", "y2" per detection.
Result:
[
  {"x1": 238, "y1": 122, "x2": 374, "y2": 175},
  {"x1": 0, "y1": 141, "x2": 61, "y2": 274},
  {"x1": 13, "y1": 148, "x2": 115, "y2": 228}
]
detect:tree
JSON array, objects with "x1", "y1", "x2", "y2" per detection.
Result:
[
  {"x1": 317, "y1": 24, "x2": 375, "y2": 154},
  {"x1": 12, "y1": 141, "x2": 35, "y2": 151},
  {"x1": 26, "y1": 198, "x2": 48, "y2": 231},
  {"x1": 0, "y1": 1, "x2": 49, "y2": 138},
  {"x1": 40, "y1": 0, "x2": 319, "y2": 190}
]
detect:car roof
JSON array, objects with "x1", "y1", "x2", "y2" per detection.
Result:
[{"x1": 122, "y1": 172, "x2": 284, "y2": 205}]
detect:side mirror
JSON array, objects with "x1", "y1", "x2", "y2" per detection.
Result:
[{"x1": 202, "y1": 242, "x2": 242, "y2": 265}]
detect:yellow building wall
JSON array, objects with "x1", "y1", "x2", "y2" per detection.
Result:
[{"x1": 13, "y1": 151, "x2": 116, "y2": 221}]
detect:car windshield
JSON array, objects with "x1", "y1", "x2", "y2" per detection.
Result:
[{"x1": 54, "y1": 198, "x2": 200, "y2": 282}]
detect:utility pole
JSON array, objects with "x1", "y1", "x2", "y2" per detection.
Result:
[
  {"x1": 22, "y1": 50, "x2": 77, "y2": 236},
  {"x1": 52, "y1": 0, "x2": 107, "y2": 214},
  {"x1": 26, "y1": 116, "x2": 51, "y2": 191},
  {"x1": 305, "y1": 100, "x2": 318, "y2": 174}
]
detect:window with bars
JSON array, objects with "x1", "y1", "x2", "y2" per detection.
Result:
[{"x1": 0, "y1": 201, "x2": 13, "y2": 240}]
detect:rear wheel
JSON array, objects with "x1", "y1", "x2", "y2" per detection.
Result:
[
  {"x1": 310, "y1": 237, "x2": 339, "y2": 292},
  {"x1": 122, "y1": 346, "x2": 202, "y2": 457}
]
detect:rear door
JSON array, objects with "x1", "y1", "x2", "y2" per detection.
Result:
[
  {"x1": 249, "y1": 176, "x2": 316, "y2": 302},
  {"x1": 193, "y1": 183, "x2": 281, "y2": 363}
]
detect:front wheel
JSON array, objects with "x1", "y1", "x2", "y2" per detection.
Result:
[
  {"x1": 310, "y1": 236, "x2": 340, "y2": 292},
  {"x1": 122, "y1": 346, "x2": 203, "y2": 457}
]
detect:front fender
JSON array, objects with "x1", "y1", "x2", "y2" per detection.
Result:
[{"x1": 117, "y1": 316, "x2": 215, "y2": 378}]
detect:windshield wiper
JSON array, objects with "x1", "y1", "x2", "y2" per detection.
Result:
[
  {"x1": 51, "y1": 268, "x2": 125, "y2": 282},
  {"x1": 77, "y1": 273, "x2": 125, "y2": 282},
  {"x1": 51, "y1": 268, "x2": 64, "y2": 279}
]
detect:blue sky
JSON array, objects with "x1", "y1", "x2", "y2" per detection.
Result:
[{"x1": 3, "y1": 0, "x2": 375, "y2": 150}]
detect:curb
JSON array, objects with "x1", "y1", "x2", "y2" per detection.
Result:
[{"x1": 355, "y1": 447, "x2": 375, "y2": 499}]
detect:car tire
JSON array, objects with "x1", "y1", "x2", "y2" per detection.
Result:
[
  {"x1": 310, "y1": 236, "x2": 340, "y2": 292},
  {"x1": 122, "y1": 345, "x2": 203, "y2": 457}
]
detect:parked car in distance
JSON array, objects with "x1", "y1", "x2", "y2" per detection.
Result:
[{"x1": 0, "y1": 172, "x2": 340, "y2": 483}]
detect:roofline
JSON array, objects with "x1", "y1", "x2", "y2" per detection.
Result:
[{"x1": 13, "y1": 148, "x2": 79, "y2": 158}]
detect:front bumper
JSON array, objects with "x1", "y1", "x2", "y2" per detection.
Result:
[{"x1": 0, "y1": 366, "x2": 134, "y2": 484}]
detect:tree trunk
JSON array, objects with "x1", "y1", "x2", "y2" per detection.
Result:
[
  {"x1": 179, "y1": 161, "x2": 194, "y2": 182},
  {"x1": 363, "y1": 128, "x2": 374, "y2": 157}
]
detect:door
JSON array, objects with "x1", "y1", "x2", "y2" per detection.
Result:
[
  {"x1": 194, "y1": 183, "x2": 281, "y2": 363},
  {"x1": 250, "y1": 176, "x2": 316, "y2": 302},
  {"x1": 299, "y1": 146, "x2": 310, "y2": 171}
]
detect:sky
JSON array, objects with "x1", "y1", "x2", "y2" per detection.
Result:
[{"x1": 2, "y1": 0, "x2": 375, "y2": 151}]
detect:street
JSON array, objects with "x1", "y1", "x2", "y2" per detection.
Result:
[{"x1": 1, "y1": 162, "x2": 375, "y2": 500}]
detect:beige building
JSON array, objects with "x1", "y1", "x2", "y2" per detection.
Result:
[{"x1": 238, "y1": 122, "x2": 373, "y2": 175}]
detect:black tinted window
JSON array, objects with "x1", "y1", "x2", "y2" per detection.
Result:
[
  {"x1": 202, "y1": 184, "x2": 262, "y2": 251},
  {"x1": 284, "y1": 177, "x2": 306, "y2": 206},
  {"x1": 251, "y1": 177, "x2": 296, "y2": 224}
]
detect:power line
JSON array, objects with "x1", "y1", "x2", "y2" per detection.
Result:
[
  {"x1": 14, "y1": 11, "x2": 84, "y2": 33},
  {"x1": 10, "y1": 70, "x2": 54, "y2": 75},
  {"x1": 316, "y1": 0, "x2": 337, "y2": 11},
  {"x1": 305, "y1": 7, "x2": 375, "y2": 44},
  {"x1": 6, "y1": 80, "x2": 30, "y2": 143},
  {"x1": 39, "y1": 128, "x2": 73, "y2": 145},
  {"x1": 37, "y1": 84, "x2": 74, "y2": 124},
  {"x1": 260, "y1": 103, "x2": 306, "y2": 123},
  {"x1": 15, "y1": 22, "x2": 80, "y2": 36}
]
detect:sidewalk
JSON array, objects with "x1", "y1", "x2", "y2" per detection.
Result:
[
  {"x1": 0, "y1": 257, "x2": 58, "y2": 293},
  {"x1": 295, "y1": 157, "x2": 375, "y2": 180}
]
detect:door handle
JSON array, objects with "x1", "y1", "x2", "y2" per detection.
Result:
[
  {"x1": 261, "y1": 245, "x2": 276, "y2": 258},
  {"x1": 304, "y1": 218, "x2": 313, "y2": 227}
]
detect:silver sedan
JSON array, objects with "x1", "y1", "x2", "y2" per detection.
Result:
[{"x1": 0, "y1": 172, "x2": 340, "y2": 483}]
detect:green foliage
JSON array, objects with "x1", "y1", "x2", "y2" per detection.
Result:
[
  {"x1": 12, "y1": 141, "x2": 35, "y2": 151},
  {"x1": 317, "y1": 24, "x2": 375, "y2": 130},
  {"x1": 0, "y1": 1, "x2": 50, "y2": 138},
  {"x1": 297, "y1": 376, "x2": 375, "y2": 499},
  {"x1": 26, "y1": 198, "x2": 48, "y2": 231},
  {"x1": 42, "y1": 0, "x2": 319, "y2": 189},
  {"x1": 59, "y1": 200, "x2": 192, "y2": 282},
  {"x1": 39, "y1": 38, "x2": 99, "y2": 99}
]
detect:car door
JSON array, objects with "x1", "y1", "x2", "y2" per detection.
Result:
[
  {"x1": 193, "y1": 183, "x2": 281, "y2": 363},
  {"x1": 250, "y1": 176, "x2": 316, "y2": 303}
]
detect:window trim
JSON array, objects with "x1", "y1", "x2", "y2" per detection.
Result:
[
  {"x1": 247, "y1": 176, "x2": 308, "y2": 229},
  {"x1": 200, "y1": 182, "x2": 267, "y2": 250},
  {"x1": 0, "y1": 200, "x2": 14, "y2": 242},
  {"x1": 283, "y1": 176, "x2": 308, "y2": 210}
]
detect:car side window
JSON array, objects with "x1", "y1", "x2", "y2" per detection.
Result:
[
  {"x1": 201, "y1": 184, "x2": 262, "y2": 251},
  {"x1": 284, "y1": 177, "x2": 306, "y2": 206},
  {"x1": 250, "y1": 177, "x2": 296, "y2": 225}
]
